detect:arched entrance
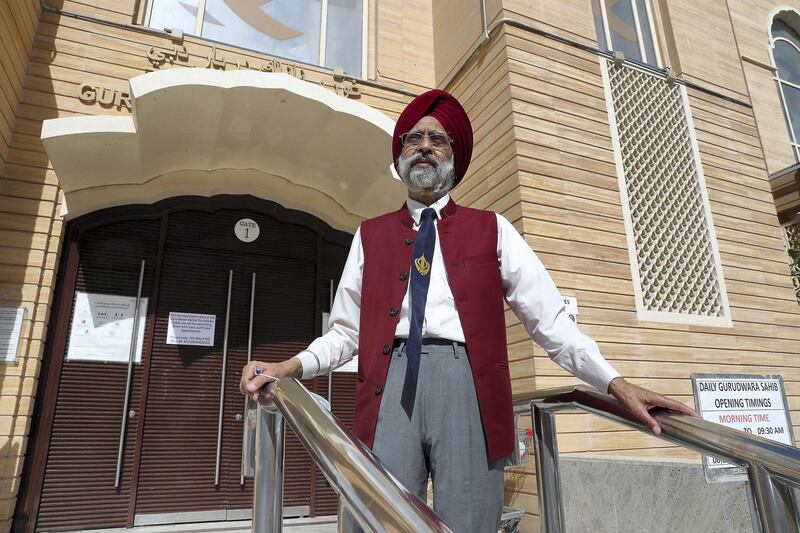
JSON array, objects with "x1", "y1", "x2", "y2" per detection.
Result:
[
  {"x1": 17, "y1": 68, "x2": 406, "y2": 532},
  {"x1": 26, "y1": 195, "x2": 355, "y2": 532}
]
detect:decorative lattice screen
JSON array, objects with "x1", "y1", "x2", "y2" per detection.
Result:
[
  {"x1": 786, "y1": 222, "x2": 800, "y2": 251},
  {"x1": 784, "y1": 222, "x2": 800, "y2": 304},
  {"x1": 603, "y1": 61, "x2": 727, "y2": 320}
]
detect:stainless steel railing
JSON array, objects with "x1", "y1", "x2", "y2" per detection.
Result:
[
  {"x1": 515, "y1": 386, "x2": 800, "y2": 533},
  {"x1": 243, "y1": 377, "x2": 452, "y2": 533}
]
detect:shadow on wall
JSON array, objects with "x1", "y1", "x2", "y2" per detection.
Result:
[
  {"x1": 1, "y1": 1, "x2": 69, "y2": 530},
  {"x1": 503, "y1": 466, "x2": 535, "y2": 531},
  {"x1": 1, "y1": 425, "x2": 23, "y2": 521}
]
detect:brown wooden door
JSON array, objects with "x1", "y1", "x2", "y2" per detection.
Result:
[
  {"x1": 133, "y1": 244, "x2": 248, "y2": 521},
  {"x1": 28, "y1": 199, "x2": 355, "y2": 532},
  {"x1": 223, "y1": 252, "x2": 318, "y2": 514},
  {"x1": 34, "y1": 219, "x2": 161, "y2": 532},
  {"x1": 134, "y1": 208, "x2": 325, "y2": 522}
]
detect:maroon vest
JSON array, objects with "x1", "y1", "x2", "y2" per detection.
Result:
[{"x1": 355, "y1": 199, "x2": 514, "y2": 462}]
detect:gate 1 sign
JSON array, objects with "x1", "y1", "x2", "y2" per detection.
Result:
[
  {"x1": 692, "y1": 373, "x2": 795, "y2": 483},
  {"x1": 235, "y1": 218, "x2": 260, "y2": 242}
]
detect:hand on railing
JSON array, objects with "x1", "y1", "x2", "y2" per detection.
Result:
[
  {"x1": 606, "y1": 376, "x2": 698, "y2": 435},
  {"x1": 240, "y1": 357, "x2": 303, "y2": 401}
]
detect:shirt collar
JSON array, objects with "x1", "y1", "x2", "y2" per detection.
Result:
[{"x1": 406, "y1": 194, "x2": 451, "y2": 225}]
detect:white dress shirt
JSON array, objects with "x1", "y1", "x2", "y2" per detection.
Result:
[{"x1": 296, "y1": 194, "x2": 621, "y2": 392}]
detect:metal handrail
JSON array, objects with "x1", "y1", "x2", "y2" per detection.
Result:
[
  {"x1": 515, "y1": 386, "x2": 800, "y2": 533},
  {"x1": 244, "y1": 378, "x2": 452, "y2": 533}
]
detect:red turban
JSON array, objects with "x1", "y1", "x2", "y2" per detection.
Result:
[{"x1": 392, "y1": 89, "x2": 473, "y2": 188}]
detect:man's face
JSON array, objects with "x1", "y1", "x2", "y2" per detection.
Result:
[{"x1": 396, "y1": 116, "x2": 456, "y2": 195}]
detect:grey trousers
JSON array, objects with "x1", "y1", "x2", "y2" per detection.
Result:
[{"x1": 345, "y1": 341, "x2": 505, "y2": 533}]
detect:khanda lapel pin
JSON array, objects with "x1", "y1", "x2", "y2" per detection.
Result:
[{"x1": 415, "y1": 255, "x2": 431, "y2": 276}]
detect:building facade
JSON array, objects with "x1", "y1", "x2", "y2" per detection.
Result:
[{"x1": 1, "y1": 0, "x2": 800, "y2": 532}]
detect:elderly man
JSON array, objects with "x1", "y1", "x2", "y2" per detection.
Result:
[{"x1": 241, "y1": 90, "x2": 695, "y2": 532}]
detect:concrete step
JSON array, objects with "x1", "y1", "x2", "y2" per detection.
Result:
[{"x1": 60, "y1": 517, "x2": 338, "y2": 533}]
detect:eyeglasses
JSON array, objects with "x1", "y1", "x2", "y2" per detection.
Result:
[{"x1": 400, "y1": 130, "x2": 454, "y2": 151}]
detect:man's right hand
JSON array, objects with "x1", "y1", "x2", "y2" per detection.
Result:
[{"x1": 240, "y1": 357, "x2": 303, "y2": 401}]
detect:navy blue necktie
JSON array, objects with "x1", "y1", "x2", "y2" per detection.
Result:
[{"x1": 405, "y1": 207, "x2": 437, "y2": 383}]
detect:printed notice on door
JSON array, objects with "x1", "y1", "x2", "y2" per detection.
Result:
[
  {"x1": 692, "y1": 374, "x2": 794, "y2": 482},
  {"x1": 67, "y1": 292, "x2": 148, "y2": 363},
  {"x1": 167, "y1": 312, "x2": 216, "y2": 346}
]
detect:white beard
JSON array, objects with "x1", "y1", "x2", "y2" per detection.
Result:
[{"x1": 397, "y1": 153, "x2": 456, "y2": 194}]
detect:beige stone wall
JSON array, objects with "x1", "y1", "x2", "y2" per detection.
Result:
[
  {"x1": 433, "y1": 0, "x2": 491, "y2": 85},
  {"x1": 502, "y1": 0, "x2": 598, "y2": 41},
  {"x1": 435, "y1": 1, "x2": 800, "y2": 530},
  {"x1": 666, "y1": 0, "x2": 749, "y2": 98},
  {"x1": 728, "y1": 0, "x2": 800, "y2": 177},
  {"x1": 0, "y1": 1, "x2": 40, "y2": 172},
  {"x1": 0, "y1": 1, "x2": 438, "y2": 530},
  {"x1": 374, "y1": 0, "x2": 436, "y2": 90},
  {"x1": 4, "y1": 0, "x2": 800, "y2": 531},
  {"x1": 0, "y1": 2, "x2": 43, "y2": 529}
]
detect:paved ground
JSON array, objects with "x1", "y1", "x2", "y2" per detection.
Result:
[{"x1": 63, "y1": 517, "x2": 338, "y2": 533}]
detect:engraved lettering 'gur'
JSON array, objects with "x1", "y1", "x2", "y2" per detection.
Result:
[{"x1": 78, "y1": 82, "x2": 132, "y2": 110}]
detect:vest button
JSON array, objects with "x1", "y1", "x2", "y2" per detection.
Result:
[
  {"x1": 375, "y1": 384, "x2": 383, "y2": 395},
  {"x1": 399, "y1": 272, "x2": 408, "y2": 281},
  {"x1": 390, "y1": 307, "x2": 399, "y2": 316},
  {"x1": 382, "y1": 345, "x2": 391, "y2": 355},
  {"x1": 405, "y1": 238, "x2": 413, "y2": 245}
]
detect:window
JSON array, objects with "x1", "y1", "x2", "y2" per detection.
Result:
[
  {"x1": 591, "y1": 0, "x2": 660, "y2": 66},
  {"x1": 770, "y1": 17, "x2": 800, "y2": 160},
  {"x1": 146, "y1": 0, "x2": 366, "y2": 77},
  {"x1": 600, "y1": 60, "x2": 731, "y2": 326}
]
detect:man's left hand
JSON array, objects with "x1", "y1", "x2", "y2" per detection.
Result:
[{"x1": 607, "y1": 377, "x2": 698, "y2": 435}]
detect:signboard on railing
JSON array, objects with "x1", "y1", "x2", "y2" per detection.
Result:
[{"x1": 691, "y1": 373, "x2": 795, "y2": 483}]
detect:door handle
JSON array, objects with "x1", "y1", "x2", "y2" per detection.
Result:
[
  {"x1": 215, "y1": 269, "x2": 234, "y2": 487},
  {"x1": 115, "y1": 259, "x2": 146, "y2": 489},
  {"x1": 241, "y1": 271, "x2": 256, "y2": 485}
]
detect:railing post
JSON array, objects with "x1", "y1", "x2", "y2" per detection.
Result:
[
  {"x1": 337, "y1": 499, "x2": 348, "y2": 533},
  {"x1": 532, "y1": 404, "x2": 565, "y2": 533},
  {"x1": 270, "y1": 379, "x2": 452, "y2": 532},
  {"x1": 747, "y1": 464, "x2": 800, "y2": 533},
  {"x1": 252, "y1": 401, "x2": 285, "y2": 533}
]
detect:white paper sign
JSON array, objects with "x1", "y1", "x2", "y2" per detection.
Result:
[
  {"x1": 0, "y1": 307, "x2": 26, "y2": 363},
  {"x1": 693, "y1": 375, "x2": 793, "y2": 476},
  {"x1": 167, "y1": 312, "x2": 216, "y2": 346},
  {"x1": 67, "y1": 292, "x2": 148, "y2": 363}
]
